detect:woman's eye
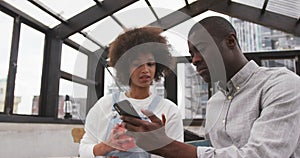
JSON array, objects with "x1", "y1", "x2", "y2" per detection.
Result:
[{"x1": 147, "y1": 62, "x2": 156, "y2": 67}]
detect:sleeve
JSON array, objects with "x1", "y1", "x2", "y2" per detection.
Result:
[
  {"x1": 197, "y1": 72, "x2": 300, "y2": 158},
  {"x1": 79, "y1": 96, "x2": 112, "y2": 158},
  {"x1": 164, "y1": 100, "x2": 184, "y2": 142},
  {"x1": 79, "y1": 104, "x2": 98, "y2": 158}
]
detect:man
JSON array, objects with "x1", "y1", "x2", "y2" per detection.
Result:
[{"x1": 121, "y1": 16, "x2": 300, "y2": 158}]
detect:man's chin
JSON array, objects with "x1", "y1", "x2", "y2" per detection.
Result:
[{"x1": 200, "y1": 75, "x2": 211, "y2": 83}]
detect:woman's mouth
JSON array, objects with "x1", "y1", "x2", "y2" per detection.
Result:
[{"x1": 139, "y1": 75, "x2": 151, "y2": 82}]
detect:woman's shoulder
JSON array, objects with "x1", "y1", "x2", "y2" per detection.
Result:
[
  {"x1": 157, "y1": 96, "x2": 178, "y2": 109},
  {"x1": 90, "y1": 93, "x2": 115, "y2": 110}
]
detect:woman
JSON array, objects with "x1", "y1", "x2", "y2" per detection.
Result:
[{"x1": 79, "y1": 27, "x2": 183, "y2": 158}]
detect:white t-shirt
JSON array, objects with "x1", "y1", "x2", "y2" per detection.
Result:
[{"x1": 79, "y1": 92, "x2": 184, "y2": 158}]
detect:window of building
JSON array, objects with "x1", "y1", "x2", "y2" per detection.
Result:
[
  {"x1": 177, "y1": 63, "x2": 209, "y2": 120},
  {"x1": 14, "y1": 23, "x2": 44, "y2": 115},
  {"x1": 59, "y1": 78, "x2": 87, "y2": 121},
  {"x1": 0, "y1": 11, "x2": 13, "y2": 113},
  {"x1": 261, "y1": 58, "x2": 297, "y2": 72},
  {"x1": 61, "y1": 44, "x2": 88, "y2": 79}
]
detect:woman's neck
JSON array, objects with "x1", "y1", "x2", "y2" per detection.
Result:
[{"x1": 126, "y1": 87, "x2": 150, "y2": 99}]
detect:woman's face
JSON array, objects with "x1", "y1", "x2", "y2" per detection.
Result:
[{"x1": 129, "y1": 52, "x2": 156, "y2": 88}]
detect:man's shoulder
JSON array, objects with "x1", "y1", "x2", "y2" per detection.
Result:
[{"x1": 262, "y1": 67, "x2": 299, "y2": 81}]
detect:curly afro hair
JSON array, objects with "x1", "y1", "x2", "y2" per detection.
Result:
[{"x1": 108, "y1": 26, "x2": 174, "y2": 85}]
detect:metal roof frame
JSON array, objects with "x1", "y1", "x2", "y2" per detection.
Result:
[{"x1": 51, "y1": 0, "x2": 138, "y2": 39}]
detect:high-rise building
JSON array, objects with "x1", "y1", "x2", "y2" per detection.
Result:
[
  {"x1": 230, "y1": 18, "x2": 262, "y2": 52},
  {"x1": 183, "y1": 64, "x2": 208, "y2": 119},
  {"x1": 230, "y1": 18, "x2": 300, "y2": 52}
]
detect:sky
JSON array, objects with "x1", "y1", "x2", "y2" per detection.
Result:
[{"x1": 0, "y1": 0, "x2": 228, "y2": 115}]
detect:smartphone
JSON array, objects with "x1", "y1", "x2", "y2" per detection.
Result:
[{"x1": 113, "y1": 100, "x2": 142, "y2": 119}]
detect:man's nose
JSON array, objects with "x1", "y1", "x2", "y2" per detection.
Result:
[{"x1": 192, "y1": 54, "x2": 203, "y2": 66}]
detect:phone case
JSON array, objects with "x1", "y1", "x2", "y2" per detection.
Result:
[{"x1": 113, "y1": 100, "x2": 141, "y2": 119}]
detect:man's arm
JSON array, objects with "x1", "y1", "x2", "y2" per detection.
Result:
[
  {"x1": 151, "y1": 140, "x2": 198, "y2": 158},
  {"x1": 121, "y1": 109, "x2": 198, "y2": 158}
]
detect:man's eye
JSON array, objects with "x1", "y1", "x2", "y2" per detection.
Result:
[{"x1": 189, "y1": 51, "x2": 194, "y2": 58}]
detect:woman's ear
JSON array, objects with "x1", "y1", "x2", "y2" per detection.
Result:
[{"x1": 225, "y1": 33, "x2": 236, "y2": 49}]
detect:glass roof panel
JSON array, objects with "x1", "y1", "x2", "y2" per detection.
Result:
[
  {"x1": 148, "y1": 0, "x2": 186, "y2": 18},
  {"x1": 113, "y1": 1, "x2": 156, "y2": 28},
  {"x1": 68, "y1": 33, "x2": 100, "y2": 52},
  {"x1": 82, "y1": 16, "x2": 124, "y2": 46},
  {"x1": 267, "y1": 0, "x2": 300, "y2": 19},
  {"x1": 232, "y1": 0, "x2": 264, "y2": 9},
  {"x1": 68, "y1": 33, "x2": 87, "y2": 45},
  {"x1": 38, "y1": 0, "x2": 95, "y2": 20},
  {"x1": 4, "y1": 0, "x2": 60, "y2": 28}
]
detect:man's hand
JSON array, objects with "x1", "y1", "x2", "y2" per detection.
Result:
[{"x1": 120, "y1": 109, "x2": 174, "y2": 152}]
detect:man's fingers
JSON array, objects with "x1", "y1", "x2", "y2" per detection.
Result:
[
  {"x1": 162, "y1": 113, "x2": 166, "y2": 125},
  {"x1": 121, "y1": 115, "x2": 143, "y2": 126},
  {"x1": 122, "y1": 121, "x2": 140, "y2": 132},
  {"x1": 141, "y1": 109, "x2": 163, "y2": 125}
]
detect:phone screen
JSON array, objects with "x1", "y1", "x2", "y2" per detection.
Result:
[{"x1": 113, "y1": 100, "x2": 142, "y2": 119}]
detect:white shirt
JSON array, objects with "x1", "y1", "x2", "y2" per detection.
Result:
[{"x1": 80, "y1": 92, "x2": 184, "y2": 158}]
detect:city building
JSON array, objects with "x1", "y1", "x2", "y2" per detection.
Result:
[
  {"x1": 230, "y1": 18, "x2": 300, "y2": 52},
  {"x1": 0, "y1": 78, "x2": 21, "y2": 113}
]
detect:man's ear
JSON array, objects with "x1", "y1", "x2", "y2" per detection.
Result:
[{"x1": 225, "y1": 33, "x2": 236, "y2": 49}]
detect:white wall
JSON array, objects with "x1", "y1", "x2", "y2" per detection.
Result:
[{"x1": 0, "y1": 123, "x2": 84, "y2": 158}]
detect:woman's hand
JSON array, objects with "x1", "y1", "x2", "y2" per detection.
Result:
[{"x1": 106, "y1": 124, "x2": 136, "y2": 151}]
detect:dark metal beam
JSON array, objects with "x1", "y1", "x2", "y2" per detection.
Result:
[
  {"x1": 111, "y1": 15, "x2": 127, "y2": 31},
  {"x1": 145, "y1": 0, "x2": 160, "y2": 21},
  {"x1": 296, "y1": 55, "x2": 300, "y2": 76},
  {"x1": 52, "y1": 0, "x2": 138, "y2": 39},
  {"x1": 209, "y1": 0, "x2": 300, "y2": 37},
  {"x1": 63, "y1": 39, "x2": 92, "y2": 56},
  {"x1": 227, "y1": 0, "x2": 232, "y2": 5},
  {"x1": 60, "y1": 71, "x2": 97, "y2": 86},
  {"x1": 79, "y1": 32, "x2": 105, "y2": 49},
  {"x1": 94, "y1": 48, "x2": 108, "y2": 101},
  {"x1": 244, "y1": 50, "x2": 300, "y2": 76},
  {"x1": 4, "y1": 17, "x2": 21, "y2": 114},
  {"x1": 0, "y1": 114, "x2": 83, "y2": 124},
  {"x1": 244, "y1": 49, "x2": 300, "y2": 59},
  {"x1": 164, "y1": 65, "x2": 178, "y2": 104},
  {"x1": 261, "y1": 0, "x2": 269, "y2": 14},
  {"x1": 39, "y1": 33, "x2": 62, "y2": 117},
  {"x1": 184, "y1": 0, "x2": 190, "y2": 8},
  {"x1": 176, "y1": 56, "x2": 192, "y2": 63}
]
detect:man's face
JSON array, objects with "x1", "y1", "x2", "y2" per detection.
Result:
[
  {"x1": 188, "y1": 41, "x2": 211, "y2": 83},
  {"x1": 188, "y1": 26, "x2": 227, "y2": 83}
]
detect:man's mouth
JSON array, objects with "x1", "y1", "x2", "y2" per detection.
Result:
[{"x1": 197, "y1": 67, "x2": 208, "y2": 76}]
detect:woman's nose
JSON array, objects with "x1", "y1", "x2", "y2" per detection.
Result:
[{"x1": 141, "y1": 64, "x2": 150, "y2": 72}]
